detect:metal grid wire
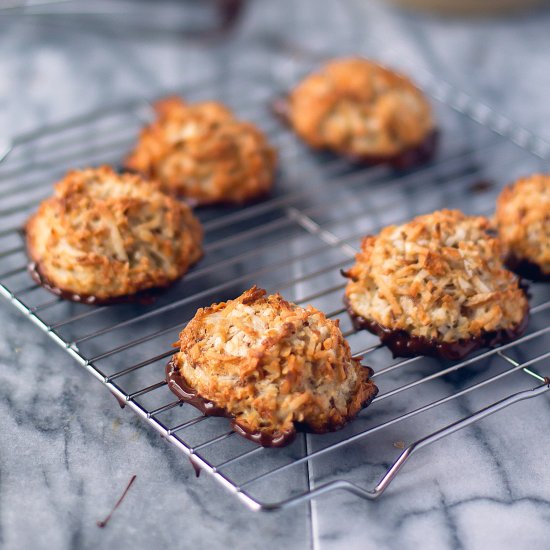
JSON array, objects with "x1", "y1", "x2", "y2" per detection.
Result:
[{"x1": 0, "y1": 63, "x2": 549, "y2": 512}]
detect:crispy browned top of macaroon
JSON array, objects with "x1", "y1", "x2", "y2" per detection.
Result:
[
  {"x1": 495, "y1": 174, "x2": 550, "y2": 276},
  {"x1": 170, "y1": 286, "x2": 377, "y2": 440},
  {"x1": 124, "y1": 97, "x2": 277, "y2": 205},
  {"x1": 345, "y1": 209, "x2": 528, "y2": 342},
  {"x1": 26, "y1": 166, "x2": 203, "y2": 302},
  {"x1": 288, "y1": 57, "x2": 434, "y2": 159}
]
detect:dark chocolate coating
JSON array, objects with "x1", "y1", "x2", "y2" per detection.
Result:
[
  {"x1": 28, "y1": 261, "x2": 168, "y2": 306},
  {"x1": 505, "y1": 255, "x2": 550, "y2": 283},
  {"x1": 271, "y1": 95, "x2": 439, "y2": 170},
  {"x1": 166, "y1": 360, "x2": 296, "y2": 447},
  {"x1": 468, "y1": 179, "x2": 495, "y2": 194},
  {"x1": 166, "y1": 359, "x2": 378, "y2": 448},
  {"x1": 345, "y1": 296, "x2": 530, "y2": 361},
  {"x1": 188, "y1": 456, "x2": 202, "y2": 478}
]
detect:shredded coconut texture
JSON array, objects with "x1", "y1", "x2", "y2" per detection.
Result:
[
  {"x1": 345, "y1": 209, "x2": 528, "y2": 343},
  {"x1": 495, "y1": 174, "x2": 550, "y2": 276},
  {"x1": 26, "y1": 166, "x2": 203, "y2": 301},
  {"x1": 172, "y1": 287, "x2": 378, "y2": 439},
  {"x1": 125, "y1": 97, "x2": 277, "y2": 204},
  {"x1": 288, "y1": 57, "x2": 434, "y2": 158}
]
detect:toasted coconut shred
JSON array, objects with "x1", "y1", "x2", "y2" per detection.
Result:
[
  {"x1": 495, "y1": 174, "x2": 550, "y2": 277},
  {"x1": 288, "y1": 57, "x2": 434, "y2": 158},
  {"x1": 125, "y1": 97, "x2": 277, "y2": 205},
  {"x1": 26, "y1": 166, "x2": 203, "y2": 302},
  {"x1": 170, "y1": 287, "x2": 378, "y2": 443},
  {"x1": 345, "y1": 209, "x2": 529, "y2": 343}
]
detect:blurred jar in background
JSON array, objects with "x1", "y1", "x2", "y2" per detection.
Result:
[{"x1": 388, "y1": 0, "x2": 547, "y2": 15}]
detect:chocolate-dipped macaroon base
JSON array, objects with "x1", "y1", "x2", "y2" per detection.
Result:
[
  {"x1": 272, "y1": 96, "x2": 438, "y2": 171},
  {"x1": 166, "y1": 358, "x2": 379, "y2": 448},
  {"x1": 505, "y1": 255, "x2": 550, "y2": 283},
  {"x1": 345, "y1": 297, "x2": 530, "y2": 361},
  {"x1": 28, "y1": 261, "x2": 172, "y2": 306}
]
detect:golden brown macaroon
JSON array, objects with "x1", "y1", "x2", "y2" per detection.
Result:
[
  {"x1": 124, "y1": 97, "x2": 277, "y2": 205},
  {"x1": 26, "y1": 166, "x2": 203, "y2": 304},
  {"x1": 285, "y1": 57, "x2": 436, "y2": 167},
  {"x1": 344, "y1": 209, "x2": 529, "y2": 360},
  {"x1": 167, "y1": 286, "x2": 378, "y2": 447},
  {"x1": 495, "y1": 174, "x2": 550, "y2": 281}
]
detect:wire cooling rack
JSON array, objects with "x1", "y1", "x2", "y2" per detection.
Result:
[{"x1": 0, "y1": 61, "x2": 549, "y2": 511}]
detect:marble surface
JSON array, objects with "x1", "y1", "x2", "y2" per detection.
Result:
[{"x1": 1, "y1": 1, "x2": 550, "y2": 549}]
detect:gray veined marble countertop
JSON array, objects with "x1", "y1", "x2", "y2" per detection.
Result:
[{"x1": 1, "y1": 1, "x2": 550, "y2": 549}]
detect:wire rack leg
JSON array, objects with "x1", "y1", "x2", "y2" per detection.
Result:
[{"x1": 243, "y1": 382, "x2": 550, "y2": 511}]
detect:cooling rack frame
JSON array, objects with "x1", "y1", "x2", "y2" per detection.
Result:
[{"x1": 0, "y1": 63, "x2": 549, "y2": 512}]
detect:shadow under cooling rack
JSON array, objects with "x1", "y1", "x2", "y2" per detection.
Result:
[{"x1": 0, "y1": 67, "x2": 549, "y2": 511}]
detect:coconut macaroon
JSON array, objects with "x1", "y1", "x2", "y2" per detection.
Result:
[
  {"x1": 124, "y1": 97, "x2": 277, "y2": 205},
  {"x1": 495, "y1": 174, "x2": 550, "y2": 281},
  {"x1": 344, "y1": 210, "x2": 529, "y2": 360},
  {"x1": 285, "y1": 57, "x2": 436, "y2": 167},
  {"x1": 167, "y1": 286, "x2": 378, "y2": 447},
  {"x1": 26, "y1": 166, "x2": 203, "y2": 304}
]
